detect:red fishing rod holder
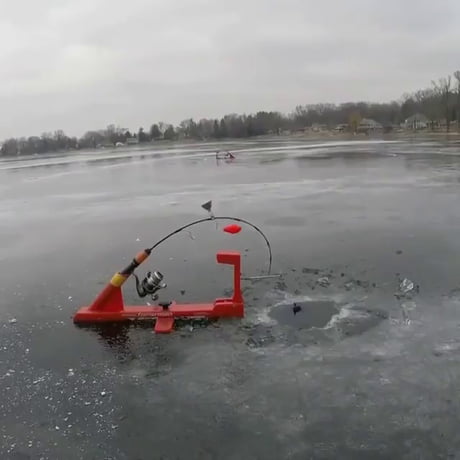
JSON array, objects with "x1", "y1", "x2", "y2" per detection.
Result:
[{"x1": 73, "y1": 250, "x2": 244, "y2": 334}]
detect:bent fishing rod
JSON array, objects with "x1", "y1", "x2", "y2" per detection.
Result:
[{"x1": 112, "y1": 202, "x2": 275, "y2": 300}]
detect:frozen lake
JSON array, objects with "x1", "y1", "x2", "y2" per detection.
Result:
[{"x1": 1, "y1": 137, "x2": 460, "y2": 459}]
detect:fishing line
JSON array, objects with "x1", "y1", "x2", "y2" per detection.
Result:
[{"x1": 148, "y1": 216, "x2": 273, "y2": 275}]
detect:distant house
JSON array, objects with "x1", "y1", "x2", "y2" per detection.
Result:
[
  {"x1": 126, "y1": 137, "x2": 139, "y2": 145},
  {"x1": 311, "y1": 123, "x2": 328, "y2": 132},
  {"x1": 358, "y1": 118, "x2": 383, "y2": 132},
  {"x1": 405, "y1": 113, "x2": 428, "y2": 130}
]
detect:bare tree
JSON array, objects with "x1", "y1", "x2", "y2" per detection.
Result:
[
  {"x1": 348, "y1": 112, "x2": 361, "y2": 134},
  {"x1": 433, "y1": 76, "x2": 452, "y2": 132},
  {"x1": 454, "y1": 71, "x2": 460, "y2": 132}
]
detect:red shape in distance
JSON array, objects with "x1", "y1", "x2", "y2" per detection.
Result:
[{"x1": 223, "y1": 224, "x2": 242, "y2": 234}]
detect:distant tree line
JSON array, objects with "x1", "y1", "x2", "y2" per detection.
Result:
[{"x1": 2, "y1": 71, "x2": 460, "y2": 157}]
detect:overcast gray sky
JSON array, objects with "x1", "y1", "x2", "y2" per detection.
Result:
[{"x1": 1, "y1": 0, "x2": 459, "y2": 138}]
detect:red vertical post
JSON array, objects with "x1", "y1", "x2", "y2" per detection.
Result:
[
  {"x1": 232, "y1": 253, "x2": 242, "y2": 304},
  {"x1": 216, "y1": 251, "x2": 242, "y2": 304}
]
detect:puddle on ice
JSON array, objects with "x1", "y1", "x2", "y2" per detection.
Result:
[
  {"x1": 269, "y1": 301, "x2": 339, "y2": 329},
  {"x1": 243, "y1": 290, "x2": 390, "y2": 349},
  {"x1": 264, "y1": 292, "x2": 388, "y2": 338}
]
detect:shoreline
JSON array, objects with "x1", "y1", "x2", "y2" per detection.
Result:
[{"x1": 1, "y1": 130, "x2": 460, "y2": 161}]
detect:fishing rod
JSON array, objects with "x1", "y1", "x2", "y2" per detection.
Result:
[
  {"x1": 73, "y1": 200, "x2": 278, "y2": 333},
  {"x1": 148, "y1": 216, "x2": 272, "y2": 270},
  {"x1": 131, "y1": 201, "x2": 274, "y2": 300}
]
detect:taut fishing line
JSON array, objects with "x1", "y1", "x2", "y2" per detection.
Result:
[{"x1": 147, "y1": 200, "x2": 273, "y2": 277}]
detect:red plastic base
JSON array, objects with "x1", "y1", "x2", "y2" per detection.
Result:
[{"x1": 73, "y1": 251, "x2": 244, "y2": 333}]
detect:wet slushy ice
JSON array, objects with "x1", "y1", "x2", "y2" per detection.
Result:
[{"x1": 2, "y1": 139, "x2": 460, "y2": 459}]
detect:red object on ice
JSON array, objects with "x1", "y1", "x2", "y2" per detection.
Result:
[
  {"x1": 223, "y1": 224, "x2": 242, "y2": 234},
  {"x1": 73, "y1": 250, "x2": 244, "y2": 334}
]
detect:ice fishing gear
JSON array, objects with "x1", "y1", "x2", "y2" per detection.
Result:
[
  {"x1": 134, "y1": 270, "x2": 166, "y2": 300},
  {"x1": 146, "y1": 215, "x2": 272, "y2": 273},
  {"x1": 215, "y1": 150, "x2": 235, "y2": 161},
  {"x1": 223, "y1": 224, "x2": 242, "y2": 234},
  {"x1": 148, "y1": 200, "x2": 272, "y2": 274},
  {"x1": 73, "y1": 201, "x2": 273, "y2": 333},
  {"x1": 201, "y1": 200, "x2": 213, "y2": 214},
  {"x1": 73, "y1": 249, "x2": 243, "y2": 333},
  {"x1": 241, "y1": 274, "x2": 282, "y2": 281}
]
